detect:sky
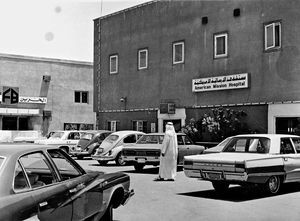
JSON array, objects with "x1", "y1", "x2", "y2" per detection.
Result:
[{"x1": 0, "y1": 0, "x2": 150, "y2": 62}]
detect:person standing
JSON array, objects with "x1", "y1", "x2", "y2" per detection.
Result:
[{"x1": 154, "y1": 122, "x2": 178, "y2": 181}]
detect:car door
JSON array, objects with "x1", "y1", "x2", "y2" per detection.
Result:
[
  {"x1": 18, "y1": 151, "x2": 72, "y2": 221},
  {"x1": 282, "y1": 137, "x2": 300, "y2": 181},
  {"x1": 47, "y1": 149, "x2": 103, "y2": 220}
]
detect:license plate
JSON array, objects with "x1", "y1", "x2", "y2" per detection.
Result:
[
  {"x1": 137, "y1": 158, "x2": 146, "y2": 163},
  {"x1": 207, "y1": 173, "x2": 222, "y2": 180}
]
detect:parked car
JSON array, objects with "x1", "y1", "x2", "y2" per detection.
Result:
[
  {"x1": 34, "y1": 130, "x2": 86, "y2": 154},
  {"x1": 184, "y1": 134, "x2": 300, "y2": 195},
  {"x1": 122, "y1": 133, "x2": 205, "y2": 171},
  {"x1": 0, "y1": 144, "x2": 134, "y2": 221},
  {"x1": 92, "y1": 130, "x2": 145, "y2": 166},
  {"x1": 70, "y1": 130, "x2": 112, "y2": 160},
  {"x1": 203, "y1": 136, "x2": 232, "y2": 154}
]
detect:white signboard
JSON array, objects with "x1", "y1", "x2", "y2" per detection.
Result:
[
  {"x1": 19, "y1": 97, "x2": 47, "y2": 104},
  {"x1": 192, "y1": 73, "x2": 249, "y2": 92}
]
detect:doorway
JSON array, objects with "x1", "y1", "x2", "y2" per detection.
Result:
[
  {"x1": 2, "y1": 117, "x2": 17, "y2": 130},
  {"x1": 163, "y1": 119, "x2": 181, "y2": 132}
]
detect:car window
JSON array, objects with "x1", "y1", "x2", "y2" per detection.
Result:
[
  {"x1": 124, "y1": 135, "x2": 137, "y2": 143},
  {"x1": 48, "y1": 149, "x2": 82, "y2": 181},
  {"x1": 183, "y1": 135, "x2": 193, "y2": 145},
  {"x1": 137, "y1": 134, "x2": 144, "y2": 140},
  {"x1": 19, "y1": 152, "x2": 57, "y2": 188},
  {"x1": 177, "y1": 135, "x2": 184, "y2": 145},
  {"x1": 106, "y1": 134, "x2": 119, "y2": 143},
  {"x1": 137, "y1": 135, "x2": 158, "y2": 144},
  {"x1": 280, "y1": 138, "x2": 295, "y2": 154},
  {"x1": 291, "y1": 138, "x2": 300, "y2": 153},
  {"x1": 68, "y1": 132, "x2": 80, "y2": 140},
  {"x1": 51, "y1": 132, "x2": 64, "y2": 138},
  {"x1": 14, "y1": 161, "x2": 30, "y2": 191}
]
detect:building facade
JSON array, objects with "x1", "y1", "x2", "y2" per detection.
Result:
[
  {"x1": 94, "y1": 0, "x2": 300, "y2": 136},
  {"x1": 0, "y1": 53, "x2": 95, "y2": 137}
]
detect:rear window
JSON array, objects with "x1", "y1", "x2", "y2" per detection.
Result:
[
  {"x1": 223, "y1": 137, "x2": 270, "y2": 153},
  {"x1": 105, "y1": 134, "x2": 119, "y2": 143}
]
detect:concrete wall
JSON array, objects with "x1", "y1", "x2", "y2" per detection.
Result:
[
  {"x1": 0, "y1": 54, "x2": 95, "y2": 134},
  {"x1": 95, "y1": 0, "x2": 300, "y2": 111}
]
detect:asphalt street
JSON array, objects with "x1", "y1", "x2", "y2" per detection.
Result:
[{"x1": 77, "y1": 159, "x2": 300, "y2": 221}]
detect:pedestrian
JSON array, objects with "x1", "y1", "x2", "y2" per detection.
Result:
[{"x1": 154, "y1": 122, "x2": 178, "y2": 181}]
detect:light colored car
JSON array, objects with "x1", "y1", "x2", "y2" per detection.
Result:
[
  {"x1": 203, "y1": 136, "x2": 232, "y2": 154},
  {"x1": 70, "y1": 130, "x2": 112, "y2": 160},
  {"x1": 92, "y1": 130, "x2": 145, "y2": 166},
  {"x1": 0, "y1": 144, "x2": 134, "y2": 221},
  {"x1": 34, "y1": 130, "x2": 86, "y2": 153},
  {"x1": 184, "y1": 134, "x2": 300, "y2": 195},
  {"x1": 122, "y1": 133, "x2": 205, "y2": 171}
]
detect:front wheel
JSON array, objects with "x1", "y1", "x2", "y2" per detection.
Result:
[
  {"x1": 212, "y1": 181, "x2": 229, "y2": 193},
  {"x1": 115, "y1": 153, "x2": 126, "y2": 166},
  {"x1": 264, "y1": 175, "x2": 281, "y2": 195}
]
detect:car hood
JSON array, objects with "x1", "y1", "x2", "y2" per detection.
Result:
[{"x1": 184, "y1": 152, "x2": 273, "y2": 164}]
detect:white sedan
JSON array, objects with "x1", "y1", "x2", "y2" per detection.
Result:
[{"x1": 184, "y1": 134, "x2": 300, "y2": 195}]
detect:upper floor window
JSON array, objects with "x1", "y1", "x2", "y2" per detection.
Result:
[
  {"x1": 109, "y1": 54, "x2": 118, "y2": 74},
  {"x1": 75, "y1": 91, "x2": 88, "y2": 103},
  {"x1": 173, "y1": 41, "x2": 185, "y2": 64},
  {"x1": 132, "y1": 120, "x2": 147, "y2": 133},
  {"x1": 214, "y1": 32, "x2": 228, "y2": 58},
  {"x1": 264, "y1": 21, "x2": 281, "y2": 51},
  {"x1": 138, "y1": 49, "x2": 148, "y2": 70},
  {"x1": 108, "y1": 120, "x2": 119, "y2": 132}
]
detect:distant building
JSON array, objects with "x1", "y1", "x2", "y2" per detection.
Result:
[
  {"x1": 0, "y1": 53, "x2": 95, "y2": 136},
  {"x1": 94, "y1": 0, "x2": 300, "y2": 136}
]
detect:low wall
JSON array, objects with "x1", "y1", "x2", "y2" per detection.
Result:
[{"x1": 0, "y1": 130, "x2": 42, "y2": 143}]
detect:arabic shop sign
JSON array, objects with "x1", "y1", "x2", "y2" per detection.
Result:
[
  {"x1": 1, "y1": 87, "x2": 19, "y2": 104},
  {"x1": 192, "y1": 73, "x2": 249, "y2": 92},
  {"x1": 19, "y1": 97, "x2": 47, "y2": 104}
]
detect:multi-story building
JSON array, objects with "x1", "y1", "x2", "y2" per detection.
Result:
[
  {"x1": 94, "y1": 0, "x2": 300, "y2": 136},
  {"x1": 0, "y1": 53, "x2": 95, "y2": 140}
]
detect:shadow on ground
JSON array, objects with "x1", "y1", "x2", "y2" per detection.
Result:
[{"x1": 178, "y1": 183, "x2": 300, "y2": 202}]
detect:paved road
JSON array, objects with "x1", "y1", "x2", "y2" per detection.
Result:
[{"x1": 77, "y1": 159, "x2": 300, "y2": 221}]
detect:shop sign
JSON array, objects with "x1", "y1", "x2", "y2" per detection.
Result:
[
  {"x1": 19, "y1": 97, "x2": 47, "y2": 104},
  {"x1": 1, "y1": 86, "x2": 19, "y2": 104},
  {"x1": 192, "y1": 73, "x2": 249, "y2": 92}
]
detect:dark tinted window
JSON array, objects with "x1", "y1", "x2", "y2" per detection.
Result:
[{"x1": 280, "y1": 138, "x2": 295, "y2": 154}]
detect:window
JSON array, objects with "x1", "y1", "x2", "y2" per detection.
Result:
[
  {"x1": 138, "y1": 49, "x2": 148, "y2": 70},
  {"x1": 214, "y1": 33, "x2": 228, "y2": 58},
  {"x1": 264, "y1": 21, "x2": 281, "y2": 51},
  {"x1": 14, "y1": 162, "x2": 30, "y2": 191},
  {"x1": 18, "y1": 152, "x2": 57, "y2": 188},
  {"x1": 173, "y1": 41, "x2": 184, "y2": 64},
  {"x1": 132, "y1": 120, "x2": 147, "y2": 132},
  {"x1": 123, "y1": 135, "x2": 137, "y2": 144},
  {"x1": 280, "y1": 138, "x2": 295, "y2": 154},
  {"x1": 74, "y1": 91, "x2": 88, "y2": 104},
  {"x1": 223, "y1": 137, "x2": 270, "y2": 153},
  {"x1": 292, "y1": 138, "x2": 300, "y2": 153},
  {"x1": 109, "y1": 54, "x2": 118, "y2": 74},
  {"x1": 108, "y1": 121, "x2": 119, "y2": 132}
]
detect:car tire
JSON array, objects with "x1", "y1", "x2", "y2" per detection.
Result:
[
  {"x1": 98, "y1": 160, "x2": 108, "y2": 166},
  {"x1": 212, "y1": 181, "x2": 229, "y2": 193},
  {"x1": 115, "y1": 153, "x2": 126, "y2": 166},
  {"x1": 100, "y1": 204, "x2": 113, "y2": 221},
  {"x1": 134, "y1": 163, "x2": 145, "y2": 171},
  {"x1": 264, "y1": 175, "x2": 281, "y2": 195}
]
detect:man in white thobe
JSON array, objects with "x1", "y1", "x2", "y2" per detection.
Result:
[{"x1": 155, "y1": 122, "x2": 178, "y2": 181}]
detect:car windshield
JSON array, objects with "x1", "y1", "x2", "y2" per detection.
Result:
[
  {"x1": 80, "y1": 133, "x2": 94, "y2": 140},
  {"x1": 137, "y1": 135, "x2": 164, "y2": 144},
  {"x1": 50, "y1": 132, "x2": 64, "y2": 138},
  {"x1": 105, "y1": 134, "x2": 119, "y2": 143},
  {"x1": 223, "y1": 137, "x2": 270, "y2": 153}
]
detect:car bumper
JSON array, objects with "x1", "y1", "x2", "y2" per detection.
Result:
[
  {"x1": 92, "y1": 155, "x2": 115, "y2": 161},
  {"x1": 70, "y1": 151, "x2": 90, "y2": 156},
  {"x1": 184, "y1": 169, "x2": 248, "y2": 182},
  {"x1": 122, "y1": 156, "x2": 160, "y2": 164},
  {"x1": 121, "y1": 189, "x2": 135, "y2": 205}
]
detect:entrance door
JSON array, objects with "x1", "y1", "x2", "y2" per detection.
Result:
[
  {"x1": 2, "y1": 116, "x2": 17, "y2": 130},
  {"x1": 163, "y1": 120, "x2": 181, "y2": 132},
  {"x1": 276, "y1": 117, "x2": 299, "y2": 134}
]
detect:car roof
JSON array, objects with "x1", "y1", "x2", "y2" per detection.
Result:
[
  {"x1": 234, "y1": 134, "x2": 300, "y2": 138},
  {"x1": 110, "y1": 130, "x2": 145, "y2": 136},
  {"x1": 0, "y1": 144, "x2": 56, "y2": 158},
  {"x1": 82, "y1": 130, "x2": 111, "y2": 134}
]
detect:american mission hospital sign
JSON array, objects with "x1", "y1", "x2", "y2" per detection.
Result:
[{"x1": 192, "y1": 73, "x2": 249, "y2": 92}]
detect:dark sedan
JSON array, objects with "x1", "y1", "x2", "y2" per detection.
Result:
[{"x1": 0, "y1": 144, "x2": 134, "y2": 221}]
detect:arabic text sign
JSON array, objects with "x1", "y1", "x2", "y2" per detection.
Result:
[
  {"x1": 192, "y1": 73, "x2": 249, "y2": 92},
  {"x1": 19, "y1": 97, "x2": 47, "y2": 104}
]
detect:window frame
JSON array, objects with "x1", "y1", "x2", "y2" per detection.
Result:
[
  {"x1": 172, "y1": 41, "x2": 185, "y2": 64},
  {"x1": 132, "y1": 120, "x2": 147, "y2": 133},
  {"x1": 74, "y1": 91, "x2": 89, "y2": 104},
  {"x1": 264, "y1": 21, "x2": 281, "y2": 51},
  {"x1": 109, "y1": 54, "x2": 119, "y2": 74},
  {"x1": 214, "y1": 32, "x2": 228, "y2": 59},
  {"x1": 138, "y1": 48, "x2": 148, "y2": 70}
]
